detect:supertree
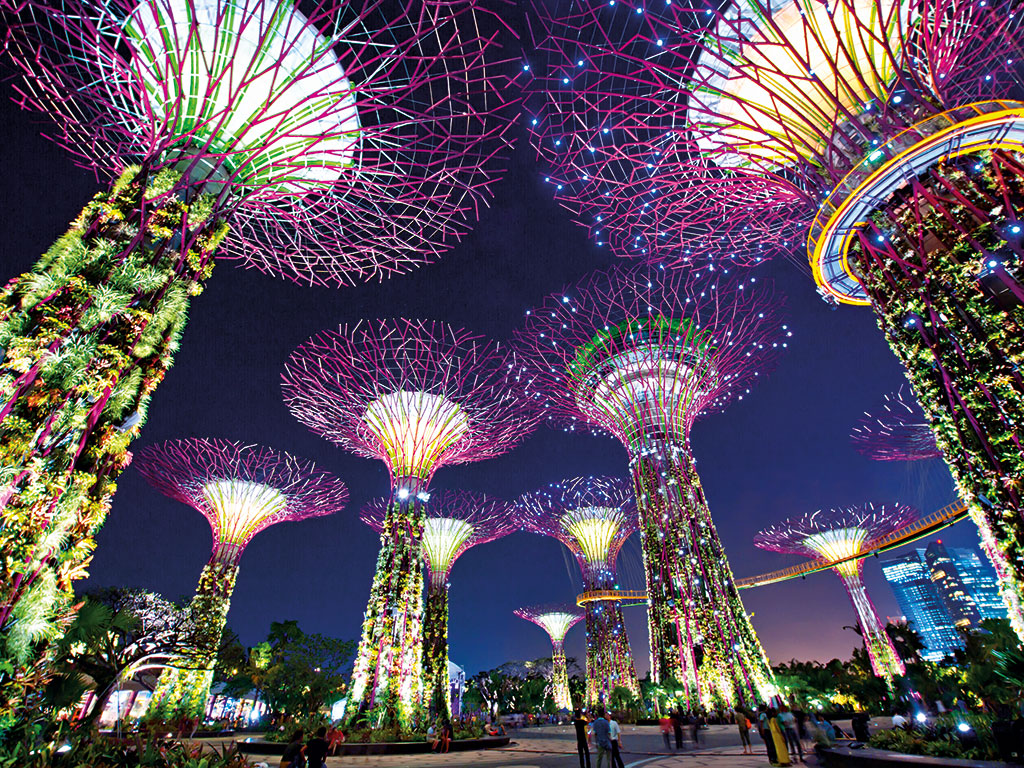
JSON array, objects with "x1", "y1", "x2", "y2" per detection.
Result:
[
  {"x1": 754, "y1": 503, "x2": 919, "y2": 681},
  {"x1": 526, "y1": 0, "x2": 1024, "y2": 636},
  {"x1": 514, "y1": 604, "x2": 584, "y2": 710},
  {"x1": 282, "y1": 319, "x2": 537, "y2": 725},
  {"x1": 851, "y1": 390, "x2": 1024, "y2": 631},
  {"x1": 515, "y1": 265, "x2": 787, "y2": 708},
  {"x1": 852, "y1": 389, "x2": 942, "y2": 463},
  {"x1": 516, "y1": 476, "x2": 640, "y2": 705},
  {"x1": 0, "y1": 0, "x2": 516, "y2": 710},
  {"x1": 361, "y1": 489, "x2": 516, "y2": 722},
  {"x1": 133, "y1": 438, "x2": 349, "y2": 718}
]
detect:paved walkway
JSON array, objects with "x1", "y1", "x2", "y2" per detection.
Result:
[{"x1": 240, "y1": 724, "x2": 816, "y2": 768}]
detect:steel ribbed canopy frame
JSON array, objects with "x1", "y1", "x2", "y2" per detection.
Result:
[
  {"x1": 134, "y1": 438, "x2": 348, "y2": 719},
  {"x1": 283, "y1": 318, "x2": 537, "y2": 726},
  {"x1": 361, "y1": 489, "x2": 516, "y2": 722},
  {"x1": 525, "y1": 0, "x2": 1024, "y2": 642},
  {"x1": 516, "y1": 476, "x2": 640, "y2": 705},
  {"x1": 755, "y1": 503, "x2": 919, "y2": 680},
  {"x1": 514, "y1": 603, "x2": 584, "y2": 710},
  {"x1": 515, "y1": 265, "x2": 786, "y2": 708},
  {"x1": 0, "y1": 0, "x2": 516, "y2": 717}
]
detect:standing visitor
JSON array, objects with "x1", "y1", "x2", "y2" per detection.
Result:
[
  {"x1": 574, "y1": 709, "x2": 592, "y2": 768},
  {"x1": 659, "y1": 714, "x2": 672, "y2": 749},
  {"x1": 852, "y1": 713, "x2": 871, "y2": 743},
  {"x1": 590, "y1": 707, "x2": 613, "y2": 768},
  {"x1": 891, "y1": 712, "x2": 908, "y2": 730},
  {"x1": 758, "y1": 707, "x2": 778, "y2": 765},
  {"x1": 768, "y1": 709, "x2": 792, "y2": 767},
  {"x1": 672, "y1": 709, "x2": 684, "y2": 749},
  {"x1": 690, "y1": 711, "x2": 701, "y2": 746},
  {"x1": 305, "y1": 727, "x2": 330, "y2": 768},
  {"x1": 609, "y1": 713, "x2": 626, "y2": 768},
  {"x1": 736, "y1": 709, "x2": 753, "y2": 755},
  {"x1": 778, "y1": 705, "x2": 804, "y2": 762},
  {"x1": 279, "y1": 729, "x2": 305, "y2": 768}
]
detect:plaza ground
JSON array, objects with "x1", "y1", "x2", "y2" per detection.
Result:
[{"x1": 230, "y1": 722, "x2": 842, "y2": 768}]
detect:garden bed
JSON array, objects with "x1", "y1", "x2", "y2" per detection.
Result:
[
  {"x1": 818, "y1": 744, "x2": 1016, "y2": 768},
  {"x1": 236, "y1": 735, "x2": 511, "y2": 756}
]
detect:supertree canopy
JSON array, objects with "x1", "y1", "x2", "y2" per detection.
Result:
[
  {"x1": 852, "y1": 389, "x2": 941, "y2": 463},
  {"x1": 516, "y1": 265, "x2": 787, "y2": 708},
  {"x1": 755, "y1": 503, "x2": 919, "y2": 680},
  {"x1": 0, "y1": 0, "x2": 515, "y2": 713},
  {"x1": 282, "y1": 319, "x2": 537, "y2": 725},
  {"x1": 527, "y1": 0, "x2": 1024, "y2": 637},
  {"x1": 514, "y1": 604, "x2": 584, "y2": 710},
  {"x1": 361, "y1": 489, "x2": 516, "y2": 723},
  {"x1": 516, "y1": 476, "x2": 640, "y2": 705},
  {"x1": 133, "y1": 438, "x2": 348, "y2": 718}
]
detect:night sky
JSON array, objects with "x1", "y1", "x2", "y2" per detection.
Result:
[{"x1": 0, "y1": 63, "x2": 983, "y2": 680}]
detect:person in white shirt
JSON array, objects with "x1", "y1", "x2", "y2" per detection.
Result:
[
  {"x1": 891, "y1": 712, "x2": 909, "y2": 730},
  {"x1": 609, "y1": 716, "x2": 626, "y2": 768}
]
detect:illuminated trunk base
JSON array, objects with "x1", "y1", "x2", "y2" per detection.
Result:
[
  {"x1": 148, "y1": 558, "x2": 239, "y2": 721},
  {"x1": 632, "y1": 441, "x2": 776, "y2": 708},
  {"x1": 346, "y1": 485, "x2": 425, "y2": 726},
  {"x1": 836, "y1": 566, "x2": 905, "y2": 679},
  {"x1": 0, "y1": 167, "x2": 223, "y2": 722},
  {"x1": 852, "y1": 151, "x2": 1024, "y2": 639},
  {"x1": 423, "y1": 581, "x2": 451, "y2": 723},
  {"x1": 584, "y1": 583, "x2": 639, "y2": 705},
  {"x1": 551, "y1": 639, "x2": 572, "y2": 711}
]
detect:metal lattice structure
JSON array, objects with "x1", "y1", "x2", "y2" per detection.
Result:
[
  {"x1": 514, "y1": 603, "x2": 584, "y2": 710},
  {"x1": 851, "y1": 389, "x2": 941, "y2": 462},
  {"x1": 515, "y1": 265, "x2": 786, "y2": 708},
  {"x1": 5, "y1": 0, "x2": 518, "y2": 283},
  {"x1": 361, "y1": 489, "x2": 516, "y2": 721},
  {"x1": 283, "y1": 319, "x2": 537, "y2": 725},
  {"x1": 0, "y1": 0, "x2": 514, "y2": 713},
  {"x1": 526, "y1": 0, "x2": 1024, "y2": 640},
  {"x1": 134, "y1": 438, "x2": 348, "y2": 718},
  {"x1": 755, "y1": 503, "x2": 919, "y2": 680},
  {"x1": 516, "y1": 476, "x2": 640, "y2": 704}
]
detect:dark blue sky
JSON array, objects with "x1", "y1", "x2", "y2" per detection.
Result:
[{"x1": 0, "y1": 87, "x2": 981, "y2": 679}]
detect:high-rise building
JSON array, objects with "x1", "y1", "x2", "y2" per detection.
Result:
[
  {"x1": 924, "y1": 541, "x2": 982, "y2": 629},
  {"x1": 949, "y1": 547, "x2": 1006, "y2": 622},
  {"x1": 881, "y1": 552, "x2": 962, "y2": 662}
]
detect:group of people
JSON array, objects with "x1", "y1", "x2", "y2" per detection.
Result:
[
  {"x1": 573, "y1": 707, "x2": 627, "y2": 768},
  {"x1": 745, "y1": 705, "x2": 850, "y2": 766},
  {"x1": 427, "y1": 721, "x2": 454, "y2": 753},
  {"x1": 279, "y1": 725, "x2": 346, "y2": 768},
  {"x1": 657, "y1": 708, "x2": 706, "y2": 750}
]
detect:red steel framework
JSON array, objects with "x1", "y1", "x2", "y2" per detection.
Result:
[{"x1": 282, "y1": 318, "x2": 537, "y2": 725}]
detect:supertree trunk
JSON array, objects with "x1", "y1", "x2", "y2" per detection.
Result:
[
  {"x1": 347, "y1": 483, "x2": 425, "y2": 726},
  {"x1": 835, "y1": 563, "x2": 905, "y2": 679},
  {"x1": 148, "y1": 546, "x2": 240, "y2": 720},
  {"x1": 584, "y1": 569, "x2": 639, "y2": 705},
  {"x1": 423, "y1": 579, "x2": 451, "y2": 723},
  {"x1": 851, "y1": 151, "x2": 1024, "y2": 639},
  {"x1": 0, "y1": 167, "x2": 224, "y2": 718},
  {"x1": 632, "y1": 440, "x2": 775, "y2": 708},
  {"x1": 550, "y1": 639, "x2": 572, "y2": 710}
]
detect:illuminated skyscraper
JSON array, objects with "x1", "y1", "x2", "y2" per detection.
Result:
[
  {"x1": 925, "y1": 542, "x2": 981, "y2": 630},
  {"x1": 949, "y1": 548, "x2": 1006, "y2": 622},
  {"x1": 882, "y1": 553, "x2": 961, "y2": 662}
]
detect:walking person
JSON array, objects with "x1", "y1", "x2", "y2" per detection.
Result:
[
  {"x1": 768, "y1": 709, "x2": 792, "y2": 767},
  {"x1": 736, "y1": 708, "x2": 754, "y2": 755},
  {"x1": 590, "y1": 707, "x2": 613, "y2": 768},
  {"x1": 659, "y1": 714, "x2": 672, "y2": 749},
  {"x1": 758, "y1": 707, "x2": 778, "y2": 765},
  {"x1": 609, "y1": 713, "x2": 626, "y2": 768},
  {"x1": 672, "y1": 709, "x2": 684, "y2": 750},
  {"x1": 574, "y1": 709, "x2": 592, "y2": 768},
  {"x1": 690, "y1": 711, "x2": 700, "y2": 746},
  {"x1": 778, "y1": 705, "x2": 804, "y2": 762}
]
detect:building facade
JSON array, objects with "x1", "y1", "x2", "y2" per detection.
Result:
[{"x1": 881, "y1": 552, "x2": 962, "y2": 662}]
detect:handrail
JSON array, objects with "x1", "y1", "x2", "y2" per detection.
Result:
[
  {"x1": 575, "y1": 589, "x2": 649, "y2": 607},
  {"x1": 735, "y1": 499, "x2": 969, "y2": 589}
]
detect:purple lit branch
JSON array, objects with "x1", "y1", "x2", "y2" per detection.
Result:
[
  {"x1": 525, "y1": 0, "x2": 1022, "y2": 265},
  {"x1": 3, "y1": 0, "x2": 519, "y2": 285},
  {"x1": 361, "y1": 488, "x2": 517, "y2": 581},
  {"x1": 851, "y1": 389, "x2": 941, "y2": 462},
  {"x1": 134, "y1": 438, "x2": 348, "y2": 560},
  {"x1": 282, "y1": 318, "x2": 539, "y2": 483}
]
